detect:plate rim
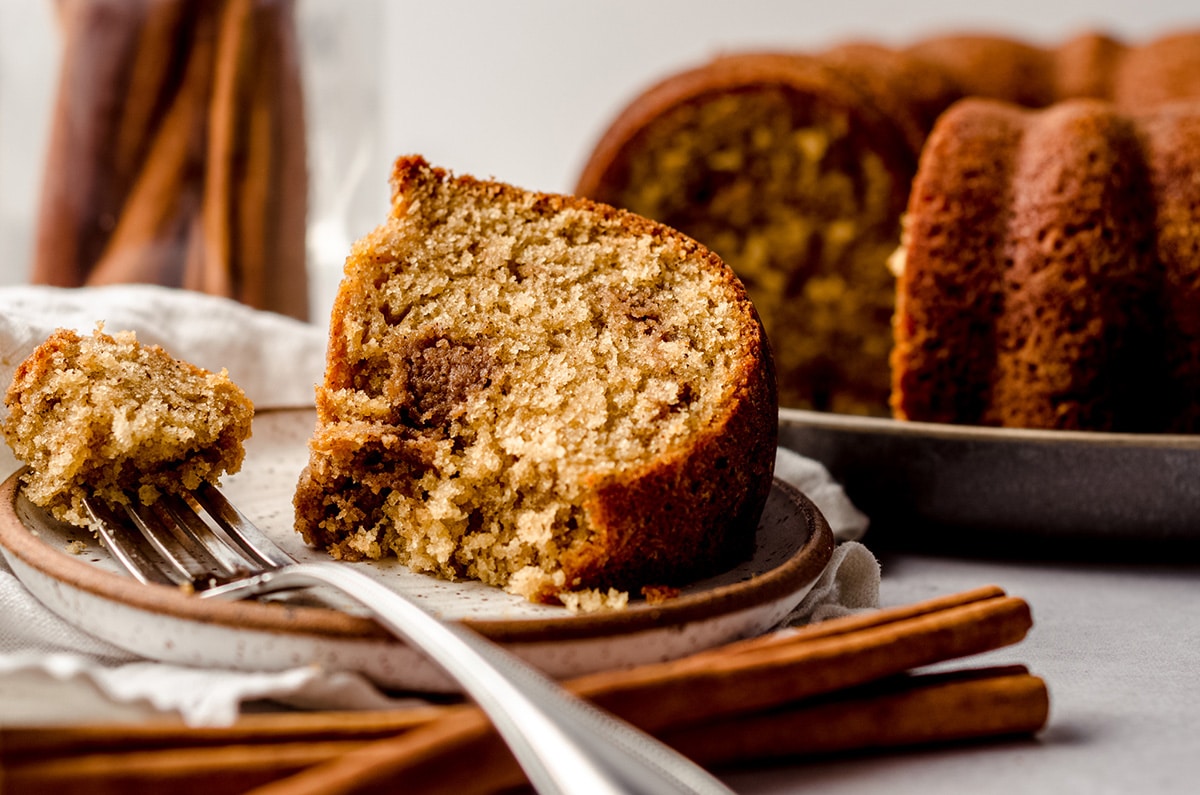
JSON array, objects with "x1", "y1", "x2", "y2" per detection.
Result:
[
  {"x1": 779, "y1": 407, "x2": 1200, "y2": 450},
  {"x1": 0, "y1": 470, "x2": 833, "y2": 645}
]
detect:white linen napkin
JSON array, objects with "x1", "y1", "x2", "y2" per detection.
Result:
[
  {"x1": 0, "y1": 284, "x2": 326, "y2": 411},
  {"x1": 0, "y1": 285, "x2": 878, "y2": 726}
]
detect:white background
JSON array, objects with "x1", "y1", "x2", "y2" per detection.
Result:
[{"x1": 2, "y1": 0, "x2": 1198, "y2": 319}]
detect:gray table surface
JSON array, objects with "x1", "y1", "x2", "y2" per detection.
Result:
[{"x1": 729, "y1": 551, "x2": 1200, "y2": 794}]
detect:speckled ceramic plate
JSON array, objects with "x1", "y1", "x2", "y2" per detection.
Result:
[
  {"x1": 779, "y1": 407, "x2": 1200, "y2": 555},
  {"x1": 0, "y1": 409, "x2": 832, "y2": 692}
]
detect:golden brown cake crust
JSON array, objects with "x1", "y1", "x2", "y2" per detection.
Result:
[
  {"x1": 891, "y1": 98, "x2": 1200, "y2": 432},
  {"x1": 888, "y1": 99, "x2": 1026, "y2": 426},
  {"x1": 3, "y1": 326, "x2": 254, "y2": 527},
  {"x1": 295, "y1": 155, "x2": 776, "y2": 605},
  {"x1": 1139, "y1": 103, "x2": 1200, "y2": 431}
]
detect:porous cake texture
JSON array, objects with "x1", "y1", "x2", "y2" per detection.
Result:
[
  {"x1": 294, "y1": 155, "x2": 777, "y2": 606},
  {"x1": 577, "y1": 52, "x2": 914, "y2": 416},
  {"x1": 3, "y1": 326, "x2": 254, "y2": 528}
]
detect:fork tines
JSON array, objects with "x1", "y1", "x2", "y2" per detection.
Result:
[{"x1": 84, "y1": 487, "x2": 262, "y2": 591}]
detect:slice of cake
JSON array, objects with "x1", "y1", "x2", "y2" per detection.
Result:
[
  {"x1": 294, "y1": 155, "x2": 777, "y2": 606},
  {"x1": 3, "y1": 325, "x2": 254, "y2": 528}
]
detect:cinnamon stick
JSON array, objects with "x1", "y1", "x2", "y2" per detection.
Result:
[
  {"x1": 31, "y1": 0, "x2": 145, "y2": 286},
  {"x1": 87, "y1": 2, "x2": 218, "y2": 287},
  {"x1": 194, "y1": 0, "x2": 309, "y2": 319},
  {"x1": 232, "y1": 0, "x2": 305, "y2": 317},
  {"x1": 259, "y1": 0, "x2": 310, "y2": 320},
  {"x1": 666, "y1": 665, "x2": 1049, "y2": 766},
  {"x1": 110, "y1": 0, "x2": 194, "y2": 186},
  {"x1": 195, "y1": 0, "x2": 250, "y2": 301},
  {"x1": 574, "y1": 591, "x2": 1035, "y2": 733},
  {"x1": 3, "y1": 741, "x2": 363, "y2": 795},
  {"x1": 707, "y1": 584, "x2": 1011, "y2": 656},
  {"x1": 0, "y1": 705, "x2": 448, "y2": 760}
]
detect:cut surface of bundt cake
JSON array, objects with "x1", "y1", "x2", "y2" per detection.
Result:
[
  {"x1": 575, "y1": 30, "x2": 1200, "y2": 417},
  {"x1": 3, "y1": 325, "x2": 254, "y2": 528},
  {"x1": 891, "y1": 98, "x2": 1200, "y2": 432},
  {"x1": 294, "y1": 155, "x2": 777, "y2": 606},
  {"x1": 575, "y1": 52, "x2": 917, "y2": 416}
]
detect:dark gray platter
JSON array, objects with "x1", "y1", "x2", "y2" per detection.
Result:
[{"x1": 778, "y1": 408, "x2": 1200, "y2": 559}]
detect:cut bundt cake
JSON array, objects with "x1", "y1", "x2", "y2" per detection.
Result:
[
  {"x1": 575, "y1": 51, "x2": 919, "y2": 416},
  {"x1": 891, "y1": 98, "x2": 1200, "y2": 432},
  {"x1": 3, "y1": 326, "x2": 254, "y2": 528},
  {"x1": 574, "y1": 30, "x2": 1200, "y2": 416},
  {"x1": 294, "y1": 155, "x2": 777, "y2": 606}
]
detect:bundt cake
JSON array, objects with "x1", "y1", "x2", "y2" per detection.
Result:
[
  {"x1": 3, "y1": 325, "x2": 254, "y2": 529},
  {"x1": 574, "y1": 30, "x2": 1200, "y2": 415},
  {"x1": 294, "y1": 155, "x2": 777, "y2": 606},
  {"x1": 891, "y1": 98, "x2": 1200, "y2": 433}
]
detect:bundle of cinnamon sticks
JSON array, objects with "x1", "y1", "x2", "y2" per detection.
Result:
[
  {"x1": 0, "y1": 586, "x2": 1050, "y2": 794},
  {"x1": 32, "y1": 0, "x2": 309, "y2": 320}
]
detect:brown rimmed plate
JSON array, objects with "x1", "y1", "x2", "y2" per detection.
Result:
[{"x1": 0, "y1": 409, "x2": 833, "y2": 692}]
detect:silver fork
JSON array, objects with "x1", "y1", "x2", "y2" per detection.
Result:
[{"x1": 82, "y1": 482, "x2": 736, "y2": 795}]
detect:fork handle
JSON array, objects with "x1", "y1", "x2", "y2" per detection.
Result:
[{"x1": 240, "y1": 561, "x2": 735, "y2": 795}]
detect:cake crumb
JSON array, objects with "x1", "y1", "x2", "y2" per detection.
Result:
[
  {"x1": 641, "y1": 584, "x2": 682, "y2": 605},
  {"x1": 558, "y1": 588, "x2": 630, "y2": 613},
  {"x1": 65, "y1": 539, "x2": 88, "y2": 555}
]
